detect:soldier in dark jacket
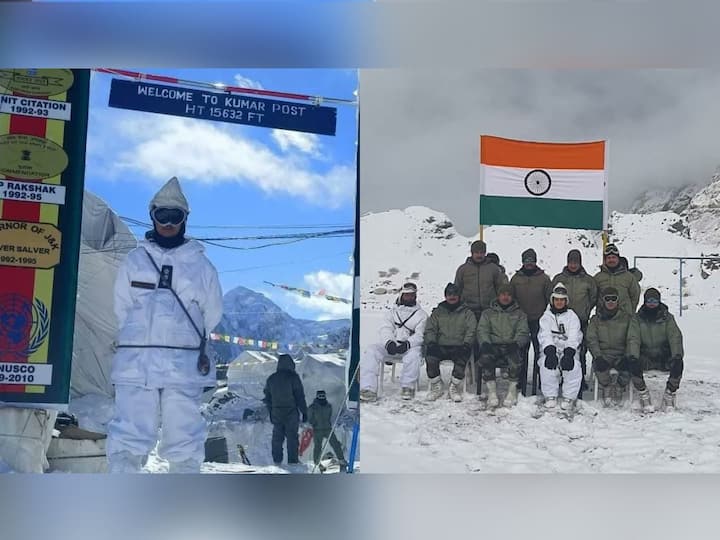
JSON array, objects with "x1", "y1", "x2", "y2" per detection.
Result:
[
  {"x1": 587, "y1": 287, "x2": 652, "y2": 411},
  {"x1": 593, "y1": 243, "x2": 640, "y2": 315},
  {"x1": 551, "y1": 249, "x2": 598, "y2": 397},
  {"x1": 423, "y1": 282, "x2": 477, "y2": 402},
  {"x1": 453, "y1": 240, "x2": 507, "y2": 320},
  {"x1": 637, "y1": 288, "x2": 684, "y2": 409},
  {"x1": 476, "y1": 284, "x2": 530, "y2": 408},
  {"x1": 510, "y1": 248, "x2": 552, "y2": 395},
  {"x1": 263, "y1": 354, "x2": 308, "y2": 465},
  {"x1": 307, "y1": 390, "x2": 346, "y2": 471}
]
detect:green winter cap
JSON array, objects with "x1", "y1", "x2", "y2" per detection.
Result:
[{"x1": 497, "y1": 283, "x2": 513, "y2": 296}]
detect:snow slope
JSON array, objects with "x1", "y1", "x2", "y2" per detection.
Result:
[{"x1": 360, "y1": 206, "x2": 720, "y2": 473}]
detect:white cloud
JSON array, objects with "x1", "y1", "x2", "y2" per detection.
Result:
[
  {"x1": 286, "y1": 270, "x2": 353, "y2": 320},
  {"x1": 99, "y1": 114, "x2": 353, "y2": 208},
  {"x1": 271, "y1": 129, "x2": 321, "y2": 157},
  {"x1": 233, "y1": 74, "x2": 263, "y2": 90}
]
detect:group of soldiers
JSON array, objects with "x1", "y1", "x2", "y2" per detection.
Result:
[{"x1": 360, "y1": 240, "x2": 685, "y2": 414}]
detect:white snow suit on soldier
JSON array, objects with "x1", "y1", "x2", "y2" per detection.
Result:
[
  {"x1": 360, "y1": 300, "x2": 428, "y2": 393},
  {"x1": 107, "y1": 178, "x2": 223, "y2": 473},
  {"x1": 538, "y1": 306, "x2": 584, "y2": 400}
]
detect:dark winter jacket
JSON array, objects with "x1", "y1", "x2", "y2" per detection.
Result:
[
  {"x1": 263, "y1": 355, "x2": 307, "y2": 424},
  {"x1": 308, "y1": 399, "x2": 333, "y2": 433},
  {"x1": 510, "y1": 267, "x2": 553, "y2": 322},
  {"x1": 453, "y1": 257, "x2": 508, "y2": 316},
  {"x1": 423, "y1": 301, "x2": 477, "y2": 348},
  {"x1": 551, "y1": 266, "x2": 598, "y2": 324},
  {"x1": 476, "y1": 300, "x2": 530, "y2": 348},
  {"x1": 586, "y1": 308, "x2": 640, "y2": 360},
  {"x1": 637, "y1": 303, "x2": 684, "y2": 360},
  {"x1": 593, "y1": 264, "x2": 641, "y2": 315}
]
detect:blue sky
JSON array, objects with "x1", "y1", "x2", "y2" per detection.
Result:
[{"x1": 84, "y1": 68, "x2": 357, "y2": 321}]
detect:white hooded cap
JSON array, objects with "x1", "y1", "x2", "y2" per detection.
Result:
[
  {"x1": 550, "y1": 282, "x2": 569, "y2": 301},
  {"x1": 148, "y1": 176, "x2": 190, "y2": 213}
]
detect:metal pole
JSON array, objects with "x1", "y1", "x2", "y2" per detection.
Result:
[{"x1": 678, "y1": 258, "x2": 683, "y2": 317}]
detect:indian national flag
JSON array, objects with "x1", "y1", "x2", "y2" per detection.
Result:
[{"x1": 479, "y1": 135, "x2": 608, "y2": 230}]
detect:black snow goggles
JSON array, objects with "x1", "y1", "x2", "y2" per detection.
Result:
[
  {"x1": 151, "y1": 207, "x2": 187, "y2": 226},
  {"x1": 603, "y1": 294, "x2": 619, "y2": 303}
]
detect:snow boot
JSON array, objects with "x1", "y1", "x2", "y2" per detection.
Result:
[
  {"x1": 638, "y1": 388, "x2": 654, "y2": 413},
  {"x1": 359, "y1": 389, "x2": 377, "y2": 402},
  {"x1": 401, "y1": 387, "x2": 415, "y2": 400},
  {"x1": 485, "y1": 380, "x2": 500, "y2": 408},
  {"x1": 560, "y1": 398, "x2": 575, "y2": 412},
  {"x1": 503, "y1": 382, "x2": 518, "y2": 407},
  {"x1": 662, "y1": 388, "x2": 677, "y2": 410},
  {"x1": 428, "y1": 376, "x2": 444, "y2": 401},
  {"x1": 544, "y1": 396, "x2": 557, "y2": 410},
  {"x1": 108, "y1": 451, "x2": 146, "y2": 474},
  {"x1": 448, "y1": 377, "x2": 464, "y2": 402},
  {"x1": 599, "y1": 385, "x2": 613, "y2": 407}
]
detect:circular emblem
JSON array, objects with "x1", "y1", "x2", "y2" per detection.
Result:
[
  {"x1": 0, "y1": 69, "x2": 74, "y2": 97},
  {"x1": 0, "y1": 294, "x2": 50, "y2": 357},
  {"x1": 0, "y1": 294, "x2": 34, "y2": 352},
  {"x1": 524, "y1": 169, "x2": 552, "y2": 196},
  {"x1": 0, "y1": 134, "x2": 69, "y2": 180}
]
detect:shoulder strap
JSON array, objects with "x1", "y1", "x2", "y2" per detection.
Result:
[
  {"x1": 143, "y1": 248, "x2": 205, "y2": 341},
  {"x1": 394, "y1": 309, "x2": 419, "y2": 334}
]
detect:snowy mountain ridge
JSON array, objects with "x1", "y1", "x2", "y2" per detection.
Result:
[{"x1": 361, "y1": 204, "x2": 720, "y2": 316}]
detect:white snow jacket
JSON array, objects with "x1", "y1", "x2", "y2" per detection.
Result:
[
  {"x1": 378, "y1": 303, "x2": 428, "y2": 349},
  {"x1": 112, "y1": 238, "x2": 223, "y2": 388},
  {"x1": 538, "y1": 306, "x2": 583, "y2": 356}
]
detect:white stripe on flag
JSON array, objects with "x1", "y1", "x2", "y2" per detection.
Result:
[{"x1": 482, "y1": 165, "x2": 605, "y2": 202}]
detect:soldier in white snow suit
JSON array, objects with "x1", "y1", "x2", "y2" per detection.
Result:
[
  {"x1": 107, "y1": 177, "x2": 223, "y2": 473},
  {"x1": 538, "y1": 283, "x2": 584, "y2": 412},
  {"x1": 359, "y1": 282, "x2": 428, "y2": 402}
]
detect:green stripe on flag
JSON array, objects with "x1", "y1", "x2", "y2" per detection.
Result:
[{"x1": 480, "y1": 195, "x2": 604, "y2": 230}]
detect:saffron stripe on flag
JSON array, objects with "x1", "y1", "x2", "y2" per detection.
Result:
[
  {"x1": 479, "y1": 195, "x2": 604, "y2": 230},
  {"x1": 480, "y1": 135, "x2": 605, "y2": 170}
]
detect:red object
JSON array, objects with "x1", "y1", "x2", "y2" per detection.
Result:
[{"x1": 298, "y1": 427, "x2": 314, "y2": 456}]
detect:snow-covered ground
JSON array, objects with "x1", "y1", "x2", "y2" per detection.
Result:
[{"x1": 360, "y1": 206, "x2": 720, "y2": 473}]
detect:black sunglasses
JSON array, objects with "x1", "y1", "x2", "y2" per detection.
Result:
[{"x1": 603, "y1": 295, "x2": 619, "y2": 303}]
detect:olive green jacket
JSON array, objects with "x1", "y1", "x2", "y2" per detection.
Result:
[
  {"x1": 424, "y1": 301, "x2": 477, "y2": 347},
  {"x1": 476, "y1": 301, "x2": 530, "y2": 347},
  {"x1": 637, "y1": 303, "x2": 683, "y2": 359},
  {"x1": 586, "y1": 308, "x2": 641, "y2": 359}
]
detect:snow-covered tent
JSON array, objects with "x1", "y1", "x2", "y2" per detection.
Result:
[
  {"x1": 301, "y1": 353, "x2": 347, "y2": 419},
  {"x1": 73, "y1": 193, "x2": 136, "y2": 395}
]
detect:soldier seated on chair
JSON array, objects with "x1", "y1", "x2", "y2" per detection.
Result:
[
  {"x1": 359, "y1": 282, "x2": 428, "y2": 402},
  {"x1": 423, "y1": 283, "x2": 477, "y2": 403},
  {"x1": 587, "y1": 287, "x2": 652, "y2": 411},
  {"x1": 476, "y1": 284, "x2": 530, "y2": 408},
  {"x1": 636, "y1": 288, "x2": 684, "y2": 409}
]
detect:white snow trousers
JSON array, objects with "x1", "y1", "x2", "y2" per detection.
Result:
[
  {"x1": 360, "y1": 343, "x2": 423, "y2": 391},
  {"x1": 539, "y1": 351, "x2": 583, "y2": 399},
  {"x1": 107, "y1": 384, "x2": 206, "y2": 473}
]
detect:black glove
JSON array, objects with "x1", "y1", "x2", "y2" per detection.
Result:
[
  {"x1": 593, "y1": 356, "x2": 609, "y2": 372},
  {"x1": 385, "y1": 340, "x2": 397, "y2": 355},
  {"x1": 460, "y1": 343, "x2": 473, "y2": 358},
  {"x1": 395, "y1": 341, "x2": 410, "y2": 354},
  {"x1": 480, "y1": 342, "x2": 493, "y2": 355},
  {"x1": 544, "y1": 345, "x2": 558, "y2": 370},
  {"x1": 561, "y1": 348, "x2": 575, "y2": 371},
  {"x1": 302, "y1": 412, "x2": 308, "y2": 423}
]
